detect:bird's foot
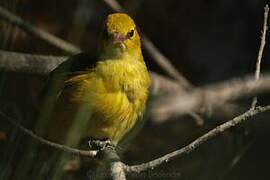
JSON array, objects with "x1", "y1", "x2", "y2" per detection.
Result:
[{"x1": 88, "y1": 138, "x2": 114, "y2": 151}]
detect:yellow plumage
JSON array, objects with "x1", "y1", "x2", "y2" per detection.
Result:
[{"x1": 41, "y1": 13, "x2": 150, "y2": 146}]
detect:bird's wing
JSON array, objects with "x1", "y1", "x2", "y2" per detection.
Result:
[
  {"x1": 37, "y1": 53, "x2": 99, "y2": 126},
  {"x1": 40, "y1": 53, "x2": 98, "y2": 104}
]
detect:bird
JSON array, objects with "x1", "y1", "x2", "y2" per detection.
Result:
[
  {"x1": 13, "y1": 13, "x2": 150, "y2": 180},
  {"x1": 38, "y1": 13, "x2": 150, "y2": 149}
]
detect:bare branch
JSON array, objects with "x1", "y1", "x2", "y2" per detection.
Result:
[
  {"x1": 187, "y1": 111, "x2": 204, "y2": 126},
  {"x1": 0, "y1": 111, "x2": 97, "y2": 158},
  {"x1": 251, "y1": 4, "x2": 269, "y2": 109},
  {"x1": 0, "y1": 110, "x2": 127, "y2": 179},
  {"x1": 141, "y1": 35, "x2": 192, "y2": 89},
  {"x1": 149, "y1": 71, "x2": 186, "y2": 95},
  {"x1": 124, "y1": 105, "x2": 270, "y2": 173},
  {"x1": 152, "y1": 74, "x2": 270, "y2": 120},
  {"x1": 104, "y1": 0, "x2": 125, "y2": 12},
  {"x1": 0, "y1": 50, "x2": 65, "y2": 75},
  {"x1": 0, "y1": 6, "x2": 81, "y2": 54},
  {"x1": 110, "y1": 162, "x2": 127, "y2": 180}
]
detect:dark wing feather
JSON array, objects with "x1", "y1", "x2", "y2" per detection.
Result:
[
  {"x1": 37, "y1": 53, "x2": 98, "y2": 127},
  {"x1": 40, "y1": 53, "x2": 98, "y2": 102}
]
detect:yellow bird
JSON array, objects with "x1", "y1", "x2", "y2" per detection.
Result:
[{"x1": 39, "y1": 13, "x2": 150, "y2": 148}]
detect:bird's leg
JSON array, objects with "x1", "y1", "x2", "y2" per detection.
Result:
[
  {"x1": 88, "y1": 137, "x2": 114, "y2": 151},
  {"x1": 88, "y1": 138, "x2": 119, "y2": 162}
]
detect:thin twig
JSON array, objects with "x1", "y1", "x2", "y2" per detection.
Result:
[
  {"x1": 0, "y1": 6, "x2": 81, "y2": 54},
  {"x1": 187, "y1": 112, "x2": 204, "y2": 126},
  {"x1": 141, "y1": 35, "x2": 192, "y2": 89},
  {"x1": 251, "y1": 5, "x2": 269, "y2": 109},
  {"x1": 0, "y1": 111, "x2": 97, "y2": 157},
  {"x1": 104, "y1": 0, "x2": 125, "y2": 12},
  {"x1": 124, "y1": 105, "x2": 270, "y2": 173}
]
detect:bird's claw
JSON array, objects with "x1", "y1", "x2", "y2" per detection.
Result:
[{"x1": 88, "y1": 138, "x2": 114, "y2": 151}]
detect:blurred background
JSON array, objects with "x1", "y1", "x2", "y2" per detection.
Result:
[{"x1": 0, "y1": 0, "x2": 270, "y2": 179}]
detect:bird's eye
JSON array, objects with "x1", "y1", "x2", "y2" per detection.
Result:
[{"x1": 127, "y1": 29, "x2": 134, "y2": 38}]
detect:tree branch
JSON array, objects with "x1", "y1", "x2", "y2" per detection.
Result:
[
  {"x1": 251, "y1": 5, "x2": 269, "y2": 109},
  {"x1": 110, "y1": 162, "x2": 127, "y2": 180},
  {"x1": 0, "y1": 50, "x2": 65, "y2": 75},
  {"x1": 0, "y1": 6, "x2": 81, "y2": 54},
  {"x1": 152, "y1": 74, "x2": 270, "y2": 120},
  {"x1": 124, "y1": 105, "x2": 270, "y2": 173},
  {"x1": 0, "y1": 110, "x2": 129, "y2": 179},
  {"x1": 0, "y1": 111, "x2": 97, "y2": 158},
  {"x1": 104, "y1": 0, "x2": 125, "y2": 12}
]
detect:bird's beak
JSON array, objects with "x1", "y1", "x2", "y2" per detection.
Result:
[{"x1": 112, "y1": 32, "x2": 127, "y2": 45}]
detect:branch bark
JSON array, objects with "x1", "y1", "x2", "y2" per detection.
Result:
[
  {"x1": 251, "y1": 5, "x2": 269, "y2": 109},
  {"x1": 0, "y1": 6, "x2": 81, "y2": 54},
  {"x1": 110, "y1": 162, "x2": 127, "y2": 180},
  {"x1": 152, "y1": 74, "x2": 270, "y2": 120},
  {"x1": 124, "y1": 105, "x2": 270, "y2": 173},
  {"x1": 0, "y1": 50, "x2": 65, "y2": 75},
  {"x1": 0, "y1": 111, "x2": 97, "y2": 157}
]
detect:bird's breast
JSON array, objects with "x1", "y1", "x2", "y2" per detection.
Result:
[{"x1": 64, "y1": 59, "x2": 150, "y2": 143}]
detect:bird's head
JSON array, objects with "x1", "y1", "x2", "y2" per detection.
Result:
[{"x1": 100, "y1": 13, "x2": 142, "y2": 60}]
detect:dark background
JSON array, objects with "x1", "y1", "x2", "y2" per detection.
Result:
[{"x1": 0, "y1": 0, "x2": 270, "y2": 179}]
